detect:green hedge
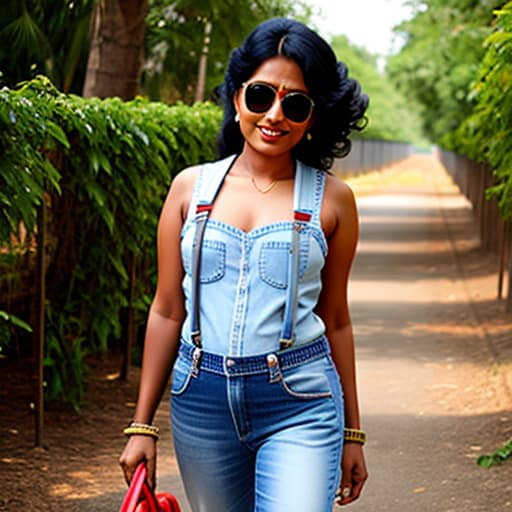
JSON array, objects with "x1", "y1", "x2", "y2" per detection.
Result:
[
  {"x1": 0, "y1": 76, "x2": 223, "y2": 407},
  {"x1": 455, "y1": 2, "x2": 512, "y2": 220}
]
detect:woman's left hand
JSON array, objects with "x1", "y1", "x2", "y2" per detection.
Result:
[{"x1": 335, "y1": 442, "x2": 368, "y2": 506}]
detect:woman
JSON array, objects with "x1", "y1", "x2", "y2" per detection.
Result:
[{"x1": 120, "y1": 17, "x2": 368, "y2": 512}]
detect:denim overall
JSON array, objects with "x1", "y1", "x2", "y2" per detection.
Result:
[{"x1": 171, "y1": 155, "x2": 344, "y2": 512}]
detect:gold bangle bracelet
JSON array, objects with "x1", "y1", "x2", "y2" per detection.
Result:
[
  {"x1": 344, "y1": 427, "x2": 366, "y2": 445},
  {"x1": 123, "y1": 421, "x2": 160, "y2": 440},
  {"x1": 123, "y1": 426, "x2": 160, "y2": 440}
]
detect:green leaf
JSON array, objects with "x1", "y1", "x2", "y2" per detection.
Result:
[
  {"x1": 477, "y1": 455, "x2": 495, "y2": 468},
  {"x1": 485, "y1": 30, "x2": 512, "y2": 48},
  {"x1": 42, "y1": 158, "x2": 62, "y2": 193},
  {"x1": 43, "y1": 355, "x2": 55, "y2": 366},
  {"x1": 85, "y1": 181, "x2": 107, "y2": 208},
  {"x1": 98, "y1": 207, "x2": 115, "y2": 233},
  {"x1": 107, "y1": 253, "x2": 128, "y2": 281},
  {"x1": 98, "y1": 153, "x2": 112, "y2": 175},
  {"x1": 46, "y1": 120, "x2": 70, "y2": 149},
  {"x1": 9, "y1": 314, "x2": 33, "y2": 332}
]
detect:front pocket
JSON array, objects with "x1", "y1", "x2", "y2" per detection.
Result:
[
  {"x1": 170, "y1": 355, "x2": 193, "y2": 396},
  {"x1": 279, "y1": 357, "x2": 333, "y2": 399}
]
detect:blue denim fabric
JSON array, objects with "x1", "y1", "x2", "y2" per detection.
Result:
[
  {"x1": 171, "y1": 337, "x2": 344, "y2": 512},
  {"x1": 172, "y1": 156, "x2": 344, "y2": 511},
  {"x1": 180, "y1": 156, "x2": 328, "y2": 356}
]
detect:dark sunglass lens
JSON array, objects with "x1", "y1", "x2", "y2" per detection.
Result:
[
  {"x1": 245, "y1": 84, "x2": 275, "y2": 113},
  {"x1": 282, "y1": 94, "x2": 312, "y2": 123}
]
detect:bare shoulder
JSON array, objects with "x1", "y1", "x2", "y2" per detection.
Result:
[
  {"x1": 324, "y1": 173, "x2": 356, "y2": 205},
  {"x1": 170, "y1": 164, "x2": 201, "y2": 195},
  {"x1": 164, "y1": 164, "x2": 202, "y2": 221},
  {"x1": 321, "y1": 173, "x2": 357, "y2": 238}
]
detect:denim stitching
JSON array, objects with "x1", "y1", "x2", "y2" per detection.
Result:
[
  {"x1": 312, "y1": 169, "x2": 328, "y2": 252},
  {"x1": 258, "y1": 241, "x2": 289, "y2": 289},
  {"x1": 229, "y1": 235, "x2": 250, "y2": 355},
  {"x1": 278, "y1": 366, "x2": 333, "y2": 399},
  {"x1": 313, "y1": 169, "x2": 324, "y2": 224},
  {"x1": 197, "y1": 240, "x2": 226, "y2": 283}
]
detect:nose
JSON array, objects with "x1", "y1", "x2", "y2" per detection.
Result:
[{"x1": 264, "y1": 96, "x2": 285, "y2": 123}]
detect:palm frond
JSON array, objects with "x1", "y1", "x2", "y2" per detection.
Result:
[{"x1": 1, "y1": 9, "x2": 53, "y2": 64}]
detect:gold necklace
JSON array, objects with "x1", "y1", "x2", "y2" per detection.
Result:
[{"x1": 251, "y1": 177, "x2": 278, "y2": 194}]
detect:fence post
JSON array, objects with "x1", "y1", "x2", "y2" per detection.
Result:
[
  {"x1": 507, "y1": 251, "x2": 512, "y2": 313},
  {"x1": 498, "y1": 220, "x2": 508, "y2": 299},
  {"x1": 34, "y1": 193, "x2": 47, "y2": 447},
  {"x1": 121, "y1": 252, "x2": 136, "y2": 380},
  {"x1": 507, "y1": 224, "x2": 512, "y2": 313}
]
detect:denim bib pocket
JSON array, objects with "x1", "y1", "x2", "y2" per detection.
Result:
[
  {"x1": 259, "y1": 239, "x2": 308, "y2": 289},
  {"x1": 278, "y1": 356, "x2": 333, "y2": 399},
  {"x1": 183, "y1": 239, "x2": 226, "y2": 284}
]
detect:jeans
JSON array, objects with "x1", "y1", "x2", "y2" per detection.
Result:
[{"x1": 170, "y1": 337, "x2": 344, "y2": 512}]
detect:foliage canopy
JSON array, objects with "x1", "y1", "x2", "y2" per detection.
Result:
[
  {"x1": 389, "y1": 0, "x2": 512, "y2": 219},
  {"x1": 0, "y1": 0, "x2": 94, "y2": 92},
  {"x1": 331, "y1": 35, "x2": 425, "y2": 144},
  {"x1": 144, "y1": 0, "x2": 312, "y2": 102},
  {"x1": 388, "y1": 0, "x2": 502, "y2": 146}
]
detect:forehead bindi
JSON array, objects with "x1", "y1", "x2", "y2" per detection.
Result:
[{"x1": 249, "y1": 56, "x2": 308, "y2": 93}]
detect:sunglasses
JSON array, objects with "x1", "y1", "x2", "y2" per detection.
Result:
[{"x1": 243, "y1": 82, "x2": 314, "y2": 123}]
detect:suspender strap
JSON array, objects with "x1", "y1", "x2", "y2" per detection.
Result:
[
  {"x1": 279, "y1": 161, "x2": 318, "y2": 350},
  {"x1": 190, "y1": 204, "x2": 212, "y2": 348},
  {"x1": 190, "y1": 156, "x2": 236, "y2": 348},
  {"x1": 279, "y1": 210, "x2": 311, "y2": 350}
]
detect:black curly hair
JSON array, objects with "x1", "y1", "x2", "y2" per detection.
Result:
[{"x1": 217, "y1": 18, "x2": 369, "y2": 171}]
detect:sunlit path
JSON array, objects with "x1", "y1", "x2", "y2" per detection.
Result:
[{"x1": 347, "y1": 155, "x2": 512, "y2": 511}]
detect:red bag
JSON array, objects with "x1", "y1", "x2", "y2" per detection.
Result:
[{"x1": 119, "y1": 463, "x2": 181, "y2": 512}]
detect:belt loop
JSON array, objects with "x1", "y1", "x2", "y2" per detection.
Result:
[
  {"x1": 191, "y1": 347, "x2": 203, "y2": 378},
  {"x1": 266, "y1": 353, "x2": 280, "y2": 383}
]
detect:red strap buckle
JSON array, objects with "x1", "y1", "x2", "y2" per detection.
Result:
[
  {"x1": 294, "y1": 211, "x2": 311, "y2": 222},
  {"x1": 196, "y1": 204, "x2": 213, "y2": 214}
]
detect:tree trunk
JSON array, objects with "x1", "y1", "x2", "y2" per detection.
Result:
[
  {"x1": 82, "y1": 0, "x2": 148, "y2": 100},
  {"x1": 195, "y1": 20, "x2": 212, "y2": 103}
]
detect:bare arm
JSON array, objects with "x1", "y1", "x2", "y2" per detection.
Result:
[
  {"x1": 317, "y1": 175, "x2": 360, "y2": 428},
  {"x1": 316, "y1": 174, "x2": 367, "y2": 505},
  {"x1": 120, "y1": 167, "x2": 197, "y2": 486}
]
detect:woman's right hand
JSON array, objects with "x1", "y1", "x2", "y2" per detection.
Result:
[{"x1": 119, "y1": 435, "x2": 157, "y2": 489}]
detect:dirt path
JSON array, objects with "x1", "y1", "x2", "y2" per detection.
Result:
[
  {"x1": 346, "y1": 154, "x2": 512, "y2": 511},
  {"x1": 1, "y1": 154, "x2": 511, "y2": 511}
]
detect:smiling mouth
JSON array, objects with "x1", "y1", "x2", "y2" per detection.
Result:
[{"x1": 259, "y1": 126, "x2": 287, "y2": 137}]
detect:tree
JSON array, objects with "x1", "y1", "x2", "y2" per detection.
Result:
[
  {"x1": 0, "y1": 0, "x2": 94, "y2": 93},
  {"x1": 143, "y1": 0, "x2": 312, "y2": 103},
  {"x1": 457, "y1": 2, "x2": 512, "y2": 221},
  {"x1": 0, "y1": 0, "x2": 311, "y2": 101},
  {"x1": 387, "y1": 0, "x2": 502, "y2": 146},
  {"x1": 331, "y1": 34, "x2": 425, "y2": 144},
  {"x1": 82, "y1": 0, "x2": 149, "y2": 100}
]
